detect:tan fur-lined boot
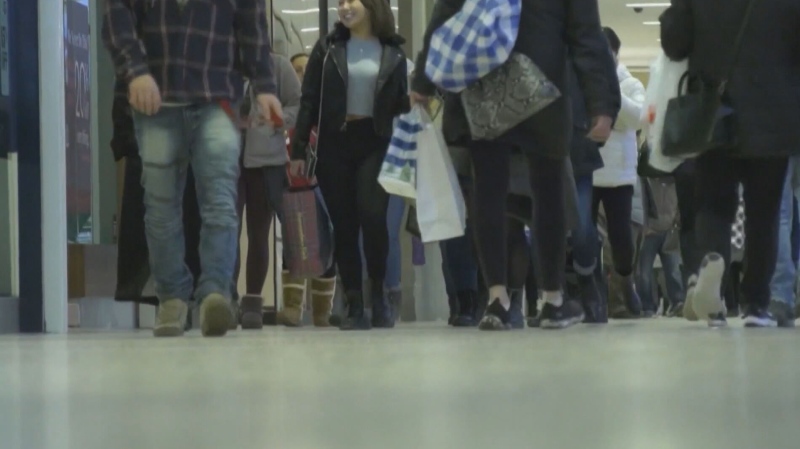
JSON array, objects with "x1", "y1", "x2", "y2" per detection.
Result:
[
  {"x1": 310, "y1": 277, "x2": 336, "y2": 327},
  {"x1": 277, "y1": 271, "x2": 306, "y2": 327}
]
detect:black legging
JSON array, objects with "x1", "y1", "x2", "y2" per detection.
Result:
[
  {"x1": 315, "y1": 118, "x2": 390, "y2": 293},
  {"x1": 592, "y1": 186, "x2": 635, "y2": 276},
  {"x1": 693, "y1": 152, "x2": 787, "y2": 309},
  {"x1": 470, "y1": 142, "x2": 567, "y2": 291},
  {"x1": 674, "y1": 160, "x2": 698, "y2": 283}
]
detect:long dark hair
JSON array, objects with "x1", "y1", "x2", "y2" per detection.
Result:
[{"x1": 360, "y1": 0, "x2": 396, "y2": 41}]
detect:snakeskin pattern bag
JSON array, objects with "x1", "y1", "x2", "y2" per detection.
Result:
[{"x1": 461, "y1": 52, "x2": 561, "y2": 140}]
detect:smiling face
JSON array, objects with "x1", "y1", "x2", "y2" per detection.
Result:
[{"x1": 338, "y1": 0, "x2": 369, "y2": 30}]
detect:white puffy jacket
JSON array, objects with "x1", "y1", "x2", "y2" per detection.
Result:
[{"x1": 593, "y1": 64, "x2": 645, "y2": 187}]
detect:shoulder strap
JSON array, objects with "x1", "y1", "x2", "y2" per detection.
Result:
[{"x1": 721, "y1": 0, "x2": 759, "y2": 91}]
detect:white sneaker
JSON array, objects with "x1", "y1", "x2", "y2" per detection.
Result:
[
  {"x1": 153, "y1": 299, "x2": 188, "y2": 337},
  {"x1": 693, "y1": 253, "x2": 727, "y2": 327}
]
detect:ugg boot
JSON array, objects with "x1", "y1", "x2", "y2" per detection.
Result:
[
  {"x1": 340, "y1": 290, "x2": 372, "y2": 331},
  {"x1": 310, "y1": 277, "x2": 336, "y2": 327},
  {"x1": 277, "y1": 271, "x2": 306, "y2": 327},
  {"x1": 370, "y1": 280, "x2": 394, "y2": 328}
]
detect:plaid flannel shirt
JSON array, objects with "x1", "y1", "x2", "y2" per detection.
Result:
[{"x1": 102, "y1": 0, "x2": 276, "y2": 102}]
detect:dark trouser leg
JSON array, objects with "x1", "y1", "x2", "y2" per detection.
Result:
[
  {"x1": 527, "y1": 153, "x2": 567, "y2": 291},
  {"x1": 242, "y1": 167, "x2": 272, "y2": 294},
  {"x1": 740, "y1": 157, "x2": 788, "y2": 310},
  {"x1": 594, "y1": 186, "x2": 635, "y2": 276},
  {"x1": 674, "y1": 160, "x2": 698, "y2": 281}
]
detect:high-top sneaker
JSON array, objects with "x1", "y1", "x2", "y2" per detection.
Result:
[
  {"x1": 277, "y1": 271, "x2": 306, "y2": 327},
  {"x1": 370, "y1": 281, "x2": 394, "y2": 329},
  {"x1": 453, "y1": 290, "x2": 477, "y2": 327},
  {"x1": 310, "y1": 277, "x2": 336, "y2": 327},
  {"x1": 340, "y1": 290, "x2": 372, "y2": 331}
]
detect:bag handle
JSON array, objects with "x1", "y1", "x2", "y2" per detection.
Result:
[
  {"x1": 719, "y1": 0, "x2": 759, "y2": 94},
  {"x1": 305, "y1": 49, "x2": 331, "y2": 180}
]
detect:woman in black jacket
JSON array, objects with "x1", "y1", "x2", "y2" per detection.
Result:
[
  {"x1": 660, "y1": 0, "x2": 800, "y2": 328},
  {"x1": 412, "y1": 0, "x2": 618, "y2": 330},
  {"x1": 290, "y1": 0, "x2": 409, "y2": 331}
]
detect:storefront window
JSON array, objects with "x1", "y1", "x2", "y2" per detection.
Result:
[{"x1": 270, "y1": 0, "x2": 322, "y2": 58}]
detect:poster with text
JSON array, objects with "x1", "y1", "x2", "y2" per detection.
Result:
[{"x1": 64, "y1": 0, "x2": 91, "y2": 243}]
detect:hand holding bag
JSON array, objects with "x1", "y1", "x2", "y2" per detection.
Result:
[
  {"x1": 661, "y1": 0, "x2": 758, "y2": 157},
  {"x1": 425, "y1": 0, "x2": 520, "y2": 93}
]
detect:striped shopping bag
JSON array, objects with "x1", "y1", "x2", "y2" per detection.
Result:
[{"x1": 378, "y1": 106, "x2": 424, "y2": 199}]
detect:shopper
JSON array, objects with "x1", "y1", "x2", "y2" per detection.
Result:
[
  {"x1": 564, "y1": 57, "x2": 620, "y2": 323},
  {"x1": 413, "y1": 0, "x2": 618, "y2": 330},
  {"x1": 591, "y1": 27, "x2": 646, "y2": 319},
  {"x1": 103, "y1": 0, "x2": 283, "y2": 337},
  {"x1": 290, "y1": 53, "x2": 309, "y2": 81},
  {"x1": 768, "y1": 157, "x2": 800, "y2": 326},
  {"x1": 289, "y1": 0, "x2": 410, "y2": 331},
  {"x1": 636, "y1": 177, "x2": 683, "y2": 317},
  {"x1": 661, "y1": 0, "x2": 800, "y2": 327}
]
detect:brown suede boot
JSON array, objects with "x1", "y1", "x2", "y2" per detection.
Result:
[
  {"x1": 277, "y1": 271, "x2": 306, "y2": 327},
  {"x1": 310, "y1": 277, "x2": 336, "y2": 327}
]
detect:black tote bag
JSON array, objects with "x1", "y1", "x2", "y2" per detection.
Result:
[{"x1": 661, "y1": 0, "x2": 758, "y2": 157}]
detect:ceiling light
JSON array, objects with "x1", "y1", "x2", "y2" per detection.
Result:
[
  {"x1": 643, "y1": 21, "x2": 660, "y2": 25},
  {"x1": 626, "y1": 2, "x2": 670, "y2": 7}
]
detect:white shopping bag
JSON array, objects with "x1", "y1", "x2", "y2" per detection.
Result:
[
  {"x1": 415, "y1": 109, "x2": 466, "y2": 243},
  {"x1": 641, "y1": 52, "x2": 688, "y2": 172},
  {"x1": 378, "y1": 107, "x2": 423, "y2": 199}
]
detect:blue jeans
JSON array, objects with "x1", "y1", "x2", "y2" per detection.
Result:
[
  {"x1": 570, "y1": 174, "x2": 598, "y2": 274},
  {"x1": 133, "y1": 104, "x2": 241, "y2": 304},
  {"x1": 385, "y1": 195, "x2": 405, "y2": 290},
  {"x1": 770, "y1": 156, "x2": 800, "y2": 307},
  {"x1": 636, "y1": 231, "x2": 684, "y2": 310}
]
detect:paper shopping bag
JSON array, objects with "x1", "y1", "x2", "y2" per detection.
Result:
[
  {"x1": 281, "y1": 185, "x2": 334, "y2": 278},
  {"x1": 415, "y1": 109, "x2": 466, "y2": 243}
]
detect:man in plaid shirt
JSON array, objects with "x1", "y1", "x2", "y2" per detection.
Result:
[{"x1": 102, "y1": 0, "x2": 283, "y2": 338}]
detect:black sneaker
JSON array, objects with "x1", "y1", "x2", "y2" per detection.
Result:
[
  {"x1": 540, "y1": 300, "x2": 585, "y2": 329},
  {"x1": 453, "y1": 290, "x2": 477, "y2": 327},
  {"x1": 577, "y1": 274, "x2": 606, "y2": 324},
  {"x1": 478, "y1": 299, "x2": 511, "y2": 331},
  {"x1": 768, "y1": 300, "x2": 796, "y2": 328},
  {"x1": 743, "y1": 306, "x2": 778, "y2": 328},
  {"x1": 526, "y1": 314, "x2": 541, "y2": 328}
]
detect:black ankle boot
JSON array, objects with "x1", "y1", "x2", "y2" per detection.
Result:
[
  {"x1": 578, "y1": 274, "x2": 607, "y2": 323},
  {"x1": 370, "y1": 281, "x2": 394, "y2": 329},
  {"x1": 508, "y1": 289, "x2": 525, "y2": 329},
  {"x1": 340, "y1": 291, "x2": 372, "y2": 331},
  {"x1": 453, "y1": 290, "x2": 477, "y2": 327}
]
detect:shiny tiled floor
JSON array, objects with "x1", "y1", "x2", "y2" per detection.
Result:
[{"x1": 1, "y1": 320, "x2": 799, "y2": 449}]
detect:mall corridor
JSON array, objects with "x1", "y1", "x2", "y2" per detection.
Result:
[{"x1": 1, "y1": 320, "x2": 799, "y2": 449}]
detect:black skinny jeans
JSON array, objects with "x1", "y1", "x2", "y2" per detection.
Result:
[
  {"x1": 673, "y1": 160, "x2": 698, "y2": 285},
  {"x1": 592, "y1": 186, "x2": 635, "y2": 276},
  {"x1": 693, "y1": 152, "x2": 787, "y2": 309},
  {"x1": 470, "y1": 142, "x2": 567, "y2": 291},
  {"x1": 315, "y1": 118, "x2": 390, "y2": 293}
]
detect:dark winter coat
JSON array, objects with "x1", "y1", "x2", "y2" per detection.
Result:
[
  {"x1": 660, "y1": 0, "x2": 800, "y2": 158},
  {"x1": 412, "y1": 0, "x2": 620, "y2": 158}
]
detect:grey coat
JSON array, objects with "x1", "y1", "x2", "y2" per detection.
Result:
[{"x1": 243, "y1": 54, "x2": 301, "y2": 168}]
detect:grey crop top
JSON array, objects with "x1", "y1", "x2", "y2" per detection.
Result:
[{"x1": 346, "y1": 37, "x2": 382, "y2": 117}]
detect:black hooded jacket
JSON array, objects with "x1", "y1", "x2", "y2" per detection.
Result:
[{"x1": 291, "y1": 23, "x2": 410, "y2": 160}]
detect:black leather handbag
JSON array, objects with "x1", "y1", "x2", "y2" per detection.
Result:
[
  {"x1": 637, "y1": 141, "x2": 673, "y2": 178},
  {"x1": 661, "y1": 0, "x2": 758, "y2": 157}
]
